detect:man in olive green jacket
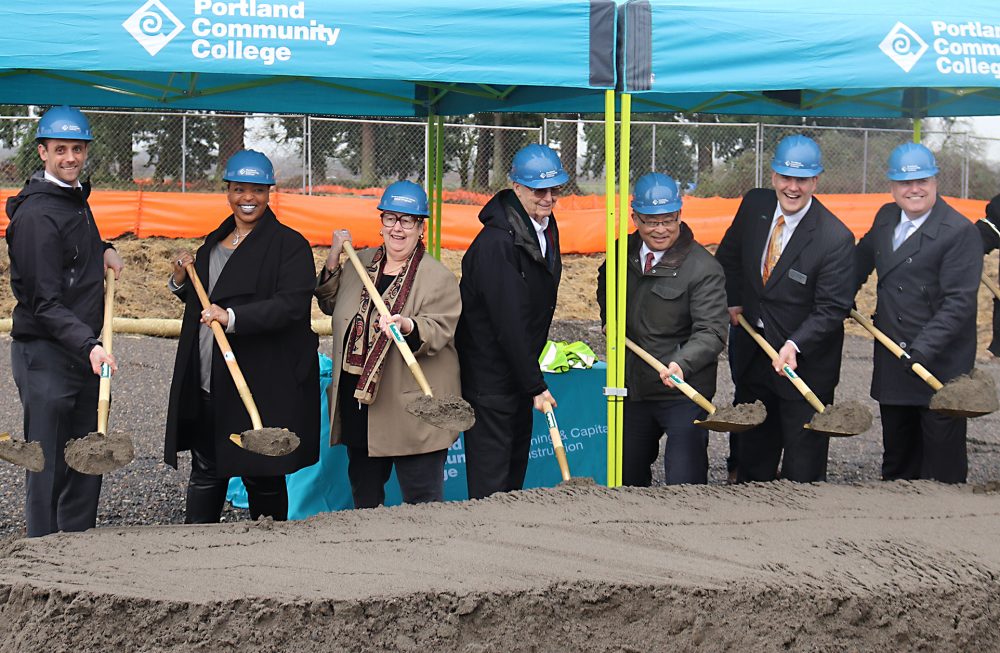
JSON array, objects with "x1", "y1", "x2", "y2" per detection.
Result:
[{"x1": 597, "y1": 173, "x2": 729, "y2": 485}]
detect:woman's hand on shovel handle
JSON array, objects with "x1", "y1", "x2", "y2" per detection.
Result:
[
  {"x1": 89, "y1": 344, "x2": 117, "y2": 376},
  {"x1": 327, "y1": 229, "x2": 352, "y2": 272},
  {"x1": 659, "y1": 362, "x2": 683, "y2": 388},
  {"x1": 201, "y1": 304, "x2": 230, "y2": 328},
  {"x1": 378, "y1": 314, "x2": 414, "y2": 337},
  {"x1": 534, "y1": 389, "x2": 557, "y2": 412},
  {"x1": 171, "y1": 251, "x2": 195, "y2": 286}
]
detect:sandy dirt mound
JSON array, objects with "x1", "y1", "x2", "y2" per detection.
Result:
[{"x1": 2, "y1": 481, "x2": 999, "y2": 652}]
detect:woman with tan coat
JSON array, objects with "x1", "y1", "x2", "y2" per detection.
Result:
[{"x1": 315, "y1": 181, "x2": 462, "y2": 508}]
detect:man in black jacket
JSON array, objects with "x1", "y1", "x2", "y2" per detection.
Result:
[
  {"x1": 596, "y1": 173, "x2": 728, "y2": 485},
  {"x1": 855, "y1": 143, "x2": 981, "y2": 483},
  {"x1": 457, "y1": 144, "x2": 565, "y2": 499},
  {"x1": 715, "y1": 135, "x2": 855, "y2": 483},
  {"x1": 5, "y1": 105, "x2": 123, "y2": 537}
]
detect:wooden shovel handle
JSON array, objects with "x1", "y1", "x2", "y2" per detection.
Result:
[
  {"x1": 341, "y1": 242, "x2": 434, "y2": 397},
  {"x1": 624, "y1": 338, "x2": 716, "y2": 415},
  {"x1": 96, "y1": 269, "x2": 115, "y2": 435},
  {"x1": 982, "y1": 272, "x2": 1000, "y2": 301},
  {"x1": 849, "y1": 309, "x2": 943, "y2": 391},
  {"x1": 184, "y1": 263, "x2": 264, "y2": 430},
  {"x1": 736, "y1": 315, "x2": 826, "y2": 412},
  {"x1": 541, "y1": 400, "x2": 571, "y2": 482}
]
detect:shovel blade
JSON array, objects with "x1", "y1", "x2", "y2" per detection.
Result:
[
  {"x1": 238, "y1": 427, "x2": 299, "y2": 457},
  {"x1": 694, "y1": 418, "x2": 757, "y2": 433},
  {"x1": 65, "y1": 431, "x2": 135, "y2": 475},
  {"x1": 406, "y1": 394, "x2": 476, "y2": 431}
]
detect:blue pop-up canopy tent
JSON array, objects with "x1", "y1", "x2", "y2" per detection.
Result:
[
  {"x1": 618, "y1": 0, "x2": 1000, "y2": 118},
  {"x1": 0, "y1": 0, "x2": 615, "y2": 115}
]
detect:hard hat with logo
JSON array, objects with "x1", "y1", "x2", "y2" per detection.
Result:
[
  {"x1": 631, "y1": 172, "x2": 682, "y2": 214},
  {"x1": 35, "y1": 105, "x2": 93, "y2": 142},
  {"x1": 770, "y1": 135, "x2": 823, "y2": 177},
  {"x1": 222, "y1": 149, "x2": 275, "y2": 185},
  {"x1": 509, "y1": 144, "x2": 569, "y2": 188},
  {"x1": 378, "y1": 180, "x2": 429, "y2": 217},
  {"x1": 886, "y1": 143, "x2": 939, "y2": 181}
]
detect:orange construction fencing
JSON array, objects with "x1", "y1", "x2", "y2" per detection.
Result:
[{"x1": 0, "y1": 188, "x2": 988, "y2": 252}]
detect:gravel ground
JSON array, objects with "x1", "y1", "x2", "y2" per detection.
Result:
[{"x1": 3, "y1": 326, "x2": 1000, "y2": 546}]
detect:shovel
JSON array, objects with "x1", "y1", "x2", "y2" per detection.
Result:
[
  {"x1": 342, "y1": 242, "x2": 475, "y2": 432},
  {"x1": 850, "y1": 309, "x2": 998, "y2": 418},
  {"x1": 0, "y1": 432, "x2": 45, "y2": 473},
  {"x1": 982, "y1": 272, "x2": 1000, "y2": 301},
  {"x1": 737, "y1": 315, "x2": 872, "y2": 436},
  {"x1": 624, "y1": 337, "x2": 765, "y2": 432},
  {"x1": 185, "y1": 263, "x2": 300, "y2": 456},
  {"x1": 65, "y1": 269, "x2": 136, "y2": 475}
]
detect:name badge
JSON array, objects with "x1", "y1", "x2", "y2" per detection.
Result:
[{"x1": 788, "y1": 269, "x2": 808, "y2": 285}]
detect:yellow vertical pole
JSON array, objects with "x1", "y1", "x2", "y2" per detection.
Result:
[
  {"x1": 603, "y1": 89, "x2": 619, "y2": 487},
  {"x1": 425, "y1": 112, "x2": 437, "y2": 254},
  {"x1": 434, "y1": 115, "x2": 444, "y2": 259},
  {"x1": 615, "y1": 93, "x2": 631, "y2": 488},
  {"x1": 913, "y1": 118, "x2": 922, "y2": 144}
]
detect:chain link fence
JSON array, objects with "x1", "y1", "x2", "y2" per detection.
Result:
[
  {"x1": 544, "y1": 118, "x2": 1000, "y2": 200},
  {"x1": 2, "y1": 107, "x2": 998, "y2": 200}
]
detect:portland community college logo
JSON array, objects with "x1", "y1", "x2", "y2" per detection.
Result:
[
  {"x1": 879, "y1": 22, "x2": 928, "y2": 72},
  {"x1": 123, "y1": 0, "x2": 185, "y2": 56}
]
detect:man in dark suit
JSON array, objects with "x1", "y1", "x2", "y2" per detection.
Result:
[
  {"x1": 716, "y1": 135, "x2": 855, "y2": 483},
  {"x1": 855, "y1": 143, "x2": 981, "y2": 484}
]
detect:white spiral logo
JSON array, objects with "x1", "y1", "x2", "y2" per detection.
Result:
[
  {"x1": 879, "y1": 22, "x2": 928, "y2": 74},
  {"x1": 137, "y1": 10, "x2": 165, "y2": 37},
  {"x1": 122, "y1": 0, "x2": 185, "y2": 57}
]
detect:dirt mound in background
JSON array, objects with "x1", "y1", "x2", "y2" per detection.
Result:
[{"x1": 2, "y1": 481, "x2": 999, "y2": 652}]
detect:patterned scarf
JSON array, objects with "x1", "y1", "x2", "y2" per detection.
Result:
[{"x1": 343, "y1": 241, "x2": 424, "y2": 403}]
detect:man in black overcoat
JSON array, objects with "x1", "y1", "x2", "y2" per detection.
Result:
[{"x1": 855, "y1": 143, "x2": 981, "y2": 483}]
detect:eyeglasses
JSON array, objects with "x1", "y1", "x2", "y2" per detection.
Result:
[
  {"x1": 530, "y1": 185, "x2": 563, "y2": 198},
  {"x1": 635, "y1": 213, "x2": 680, "y2": 228},
  {"x1": 380, "y1": 212, "x2": 422, "y2": 230}
]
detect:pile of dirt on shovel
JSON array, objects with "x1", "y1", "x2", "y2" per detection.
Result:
[
  {"x1": 930, "y1": 368, "x2": 1000, "y2": 415},
  {"x1": 2, "y1": 481, "x2": 1000, "y2": 652}
]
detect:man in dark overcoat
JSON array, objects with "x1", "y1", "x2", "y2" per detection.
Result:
[
  {"x1": 974, "y1": 193, "x2": 1000, "y2": 356},
  {"x1": 715, "y1": 135, "x2": 855, "y2": 483},
  {"x1": 457, "y1": 144, "x2": 565, "y2": 499},
  {"x1": 855, "y1": 143, "x2": 981, "y2": 483}
]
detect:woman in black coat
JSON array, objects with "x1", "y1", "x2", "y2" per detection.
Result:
[{"x1": 164, "y1": 150, "x2": 319, "y2": 523}]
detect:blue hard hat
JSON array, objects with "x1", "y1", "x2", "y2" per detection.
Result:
[
  {"x1": 223, "y1": 149, "x2": 275, "y2": 185},
  {"x1": 378, "y1": 180, "x2": 429, "y2": 217},
  {"x1": 631, "y1": 173, "x2": 682, "y2": 214},
  {"x1": 887, "y1": 143, "x2": 939, "y2": 181},
  {"x1": 771, "y1": 135, "x2": 823, "y2": 177},
  {"x1": 35, "y1": 105, "x2": 93, "y2": 141},
  {"x1": 509, "y1": 144, "x2": 569, "y2": 188}
]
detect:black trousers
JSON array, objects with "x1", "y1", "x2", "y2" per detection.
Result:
[
  {"x1": 464, "y1": 392, "x2": 533, "y2": 500},
  {"x1": 880, "y1": 404, "x2": 967, "y2": 483},
  {"x1": 622, "y1": 398, "x2": 708, "y2": 486},
  {"x1": 346, "y1": 447, "x2": 447, "y2": 509},
  {"x1": 185, "y1": 393, "x2": 288, "y2": 523},
  {"x1": 734, "y1": 347, "x2": 830, "y2": 483},
  {"x1": 11, "y1": 339, "x2": 103, "y2": 538}
]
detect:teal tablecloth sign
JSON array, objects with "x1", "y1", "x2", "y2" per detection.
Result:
[{"x1": 228, "y1": 355, "x2": 607, "y2": 518}]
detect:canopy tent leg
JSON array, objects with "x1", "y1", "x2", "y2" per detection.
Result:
[
  {"x1": 434, "y1": 114, "x2": 444, "y2": 258},
  {"x1": 913, "y1": 118, "x2": 922, "y2": 144},
  {"x1": 614, "y1": 93, "x2": 631, "y2": 487},
  {"x1": 604, "y1": 89, "x2": 621, "y2": 488}
]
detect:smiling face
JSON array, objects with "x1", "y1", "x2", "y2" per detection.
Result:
[
  {"x1": 381, "y1": 212, "x2": 424, "y2": 262},
  {"x1": 512, "y1": 182, "x2": 561, "y2": 223},
  {"x1": 226, "y1": 182, "x2": 270, "y2": 226},
  {"x1": 38, "y1": 139, "x2": 88, "y2": 186},
  {"x1": 771, "y1": 171, "x2": 818, "y2": 216},
  {"x1": 891, "y1": 177, "x2": 937, "y2": 218},
  {"x1": 632, "y1": 210, "x2": 681, "y2": 252}
]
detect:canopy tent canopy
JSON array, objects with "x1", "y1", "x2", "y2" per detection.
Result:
[
  {"x1": 619, "y1": 0, "x2": 1000, "y2": 117},
  {"x1": 0, "y1": 0, "x2": 616, "y2": 116}
]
